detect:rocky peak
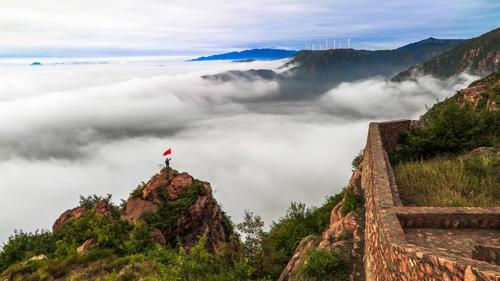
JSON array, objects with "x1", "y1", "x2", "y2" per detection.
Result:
[
  {"x1": 52, "y1": 199, "x2": 112, "y2": 231},
  {"x1": 52, "y1": 167, "x2": 230, "y2": 252}
]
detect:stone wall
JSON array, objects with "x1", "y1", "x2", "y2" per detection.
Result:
[{"x1": 362, "y1": 121, "x2": 500, "y2": 281}]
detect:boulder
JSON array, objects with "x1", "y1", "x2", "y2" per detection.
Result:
[
  {"x1": 25, "y1": 254, "x2": 47, "y2": 264},
  {"x1": 167, "y1": 173, "x2": 193, "y2": 200},
  {"x1": 278, "y1": 236, "x2": 318, "y2": 281},
  {"x1": 77, "y1": 239, "x2": 96, "y2": 255},
  {"x1": 166, "y1": 190, "x2": 226, "y2": 251},
  {"x1": 52, "y1": 199, "x2": 112, "y2": 231},
  {"x1": 121, "y1": 198, "x2": 159, "y2": 224},
  {"x1": 152, "y1": 228, "x2": 166, "y2": 246},
  {"x1": 469, "y1": 146, "x2": 494, "y2": 156}
]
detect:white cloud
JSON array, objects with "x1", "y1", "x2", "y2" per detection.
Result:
[{"x1": 0, "y1": 59, "x2": 477, "y2": 244}]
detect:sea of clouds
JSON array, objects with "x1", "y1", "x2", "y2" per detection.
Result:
[{"x1": 0, "y1": 57, "x2": 477, "y2": 244}]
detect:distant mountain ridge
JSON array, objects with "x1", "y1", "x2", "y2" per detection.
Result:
[
  {"x1": 189, "y1": 48, "x2": 298, "y2": 61},
  {"x1": 393, "y1": 28, "x2": 500, "y2": 80},
  {"x1": 203, "y1": 37, "x2": 466, "y2": 98},
  {"x1": 283, "y1": 37, "x2": 465, "y2": 85}
]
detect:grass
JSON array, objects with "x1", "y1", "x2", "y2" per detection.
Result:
[{"x1": 394, "y1": 152, "x2": 500, "y2": 207}]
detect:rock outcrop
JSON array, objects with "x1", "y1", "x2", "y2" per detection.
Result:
[
  {"x1": 456, "y1": 70, "x2": 499, "y2": 112},
  {"x1": 52, "y1": 167, "x2": 230, "y2": 252},
  {"x1": 52, "y1": 199, "x2": 112, "y2": 231},
  {"x1": 279, "y1": 165, "x2": 366, "y2": 281}
]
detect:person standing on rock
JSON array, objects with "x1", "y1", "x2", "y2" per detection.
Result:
[{"x1": 163, "y1": 148, "x2": 172, "y2": 168}]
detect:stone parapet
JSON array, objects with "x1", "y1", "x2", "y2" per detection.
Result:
[{"x1": 362, "y1": 121, "x2": 500, "y2": 280}]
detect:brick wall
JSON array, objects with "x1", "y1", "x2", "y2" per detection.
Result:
[{"x1": 361, "y1": 121, "x2": 500, "y2": 281}]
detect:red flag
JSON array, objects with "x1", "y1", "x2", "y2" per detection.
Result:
[{"x1": 163, "y1": 148, "x2": 172, "y2": 156}]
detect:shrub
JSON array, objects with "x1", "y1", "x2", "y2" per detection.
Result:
[
  {"x1": 259, "y1": 192, "x2": 345, "y2": 279},
  {"x1": 351, "y1": 150, "x2": 364, "y2": 170},
  {"x1": 0, "y1": 230, "x2": 56, "y2": 273},
  {"x1": 341, "y1": 188, "x2": 362, "y2": 216},
  {"x1": 130, "y1": 182, "x2": 147, "y2": 199},
  {"x1": 391, "y1": 99, "x2": 499, "y2": 164},
  {"x1": 294, "y1": 249, "x2": 349, "y2": 281}
]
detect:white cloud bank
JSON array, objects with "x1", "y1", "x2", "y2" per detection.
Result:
[{"x1": 0, "y1": 59, "x2": 477, "y2": 244}]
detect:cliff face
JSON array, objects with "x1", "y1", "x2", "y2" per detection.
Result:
[
  {"x1": 393, "y1": 28, "x2": 500, "y2": 80},
  {"x1": 278, "y1": 166, "x2": 366, "y2": 281},
  {"x1": 53, "y1": 168, "x2": 230, "y2": 251}
]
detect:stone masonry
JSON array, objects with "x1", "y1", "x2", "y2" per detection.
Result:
[{"x1": 362, "y1": 121, "x2": 500, "y2": 280}]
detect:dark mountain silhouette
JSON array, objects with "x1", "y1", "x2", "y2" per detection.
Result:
[{"x1": 189, "y1": 48, "x2": 298, "y2": 61}]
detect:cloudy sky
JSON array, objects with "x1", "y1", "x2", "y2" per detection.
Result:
[{"x1": 0, "y1": 0, "x2": 499, "y2": 57}]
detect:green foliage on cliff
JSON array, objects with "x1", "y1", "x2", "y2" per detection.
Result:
[
  {"x1": 293, "y1": 248, "x2": 350, "y2": 281},
  {"x1": 391, "y1": 74, "x2": 500, "y2": 163},
  {"x1": 230, "y1": 191, "x2": 347, "y2": 280},
  {"x1": 1, "y1": 232, "x2": 269, "y2": 281},
  {"x1": 143, "y1": 179, "x2": 207, "y2": 241},
  {"x1": 392, "y1": 27, "x2": 499, "y2": 80},
  {"x1": 0, "y1": 230, "x2": 56, "y2": 273},
  {"x1": 341, "y1": 188, "x2": 362, "y2": 216}
]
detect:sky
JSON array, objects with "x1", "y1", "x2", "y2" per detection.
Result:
[{"x1": 0, "y1": 0, "x2": 499, "y2": 57}]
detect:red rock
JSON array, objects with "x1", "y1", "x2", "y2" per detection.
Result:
[
  {"x1": 142, "y1": 169, "x2": 177, "y2": 203},
  {"x1": 152, "y1": 228, "x2": 166, "y2": 246},
  {"x1": 121, "y1": 198, "x2": 159, "y2": 224},
  {"x1": 167, "y1": 173, "x2": 193, "y2": 200},
  {"x1": 470, "y1": 147, "x2": 494, "y2": 156},
  {"x1": 52, "y1": 199, "x2": 111, "y2": 231},
  {"x1": 77, "y1": 239, "x2": 96, "y2": 255}
]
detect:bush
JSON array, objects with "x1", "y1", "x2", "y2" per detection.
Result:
[
  {"x1": 351, "y1": 150, "x2": 364, "y2": 170},
  {"x1": 392, "y1": 99, "x2": 499, "y2": 164},
  {"x1": 341, "y1": 188, "x2": 362, "y2": 216},
  {"x1": 0, "y1": 230, "x2": 56, "y2": 273},
  {"x1": 259, "y1": 192, "x2": 345, "y2": 279},
  {"x1": 294, "y1": 249, "x2": 349, "y2": 281}
]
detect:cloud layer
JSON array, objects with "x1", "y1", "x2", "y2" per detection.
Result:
[
  {"x1": 0, "y1": 0, "x2": 498, "y2": 55},
  {"x1": 0, "y1": 59, "x2": 477, "y2": 244}
]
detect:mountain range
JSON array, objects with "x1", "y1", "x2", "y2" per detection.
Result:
[
  {"x1": 189, "y1": 48, "x2": 298, "y2": 61},
  {"x1": 392, "y1": 27, "x2": 500, "y2": 80},
  {"x1": 203, "y1": 27, "x2": 499, "y2": 99}
]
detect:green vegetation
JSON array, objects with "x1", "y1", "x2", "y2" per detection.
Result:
[
  {"x1": 393, "y1": 27, "x2": 500, "y2": 80},
  {"x1": 0, "y1": 192, "x2": 259, "y2": 280},
  {"x1": 392, "y1": 71, "x2": 500, "y2": 207},
  {"x1": 1, "y1": 176, "x2": 353, "y2": 280},
  {"x1": 341, "y1": 188, "x2": 362, "y2": 216},
  {"x1": 395, "y1": 152, "x2": 500, "y2": 207},
  {"x1": 391, "y1": 72, "x2": 499, "y2": 164},
  {"x1": 1, "y1": 233, "x2": 269, "y2": 281},
  {"x1": 143, "y1": 179, "x2": 207, "y2": 243},
  {"x1": 293, "y1": 249, "x2": 350, "y2": 281},
  {"x1": 232, "y1": 191, "x2": 347, "y2": 279},
  {"x1": 129, "y1": 181, "x2": 147, "y2": 199},
  {"x1": 351, "y1": 150, "x2": 364, "y2": 170}
]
